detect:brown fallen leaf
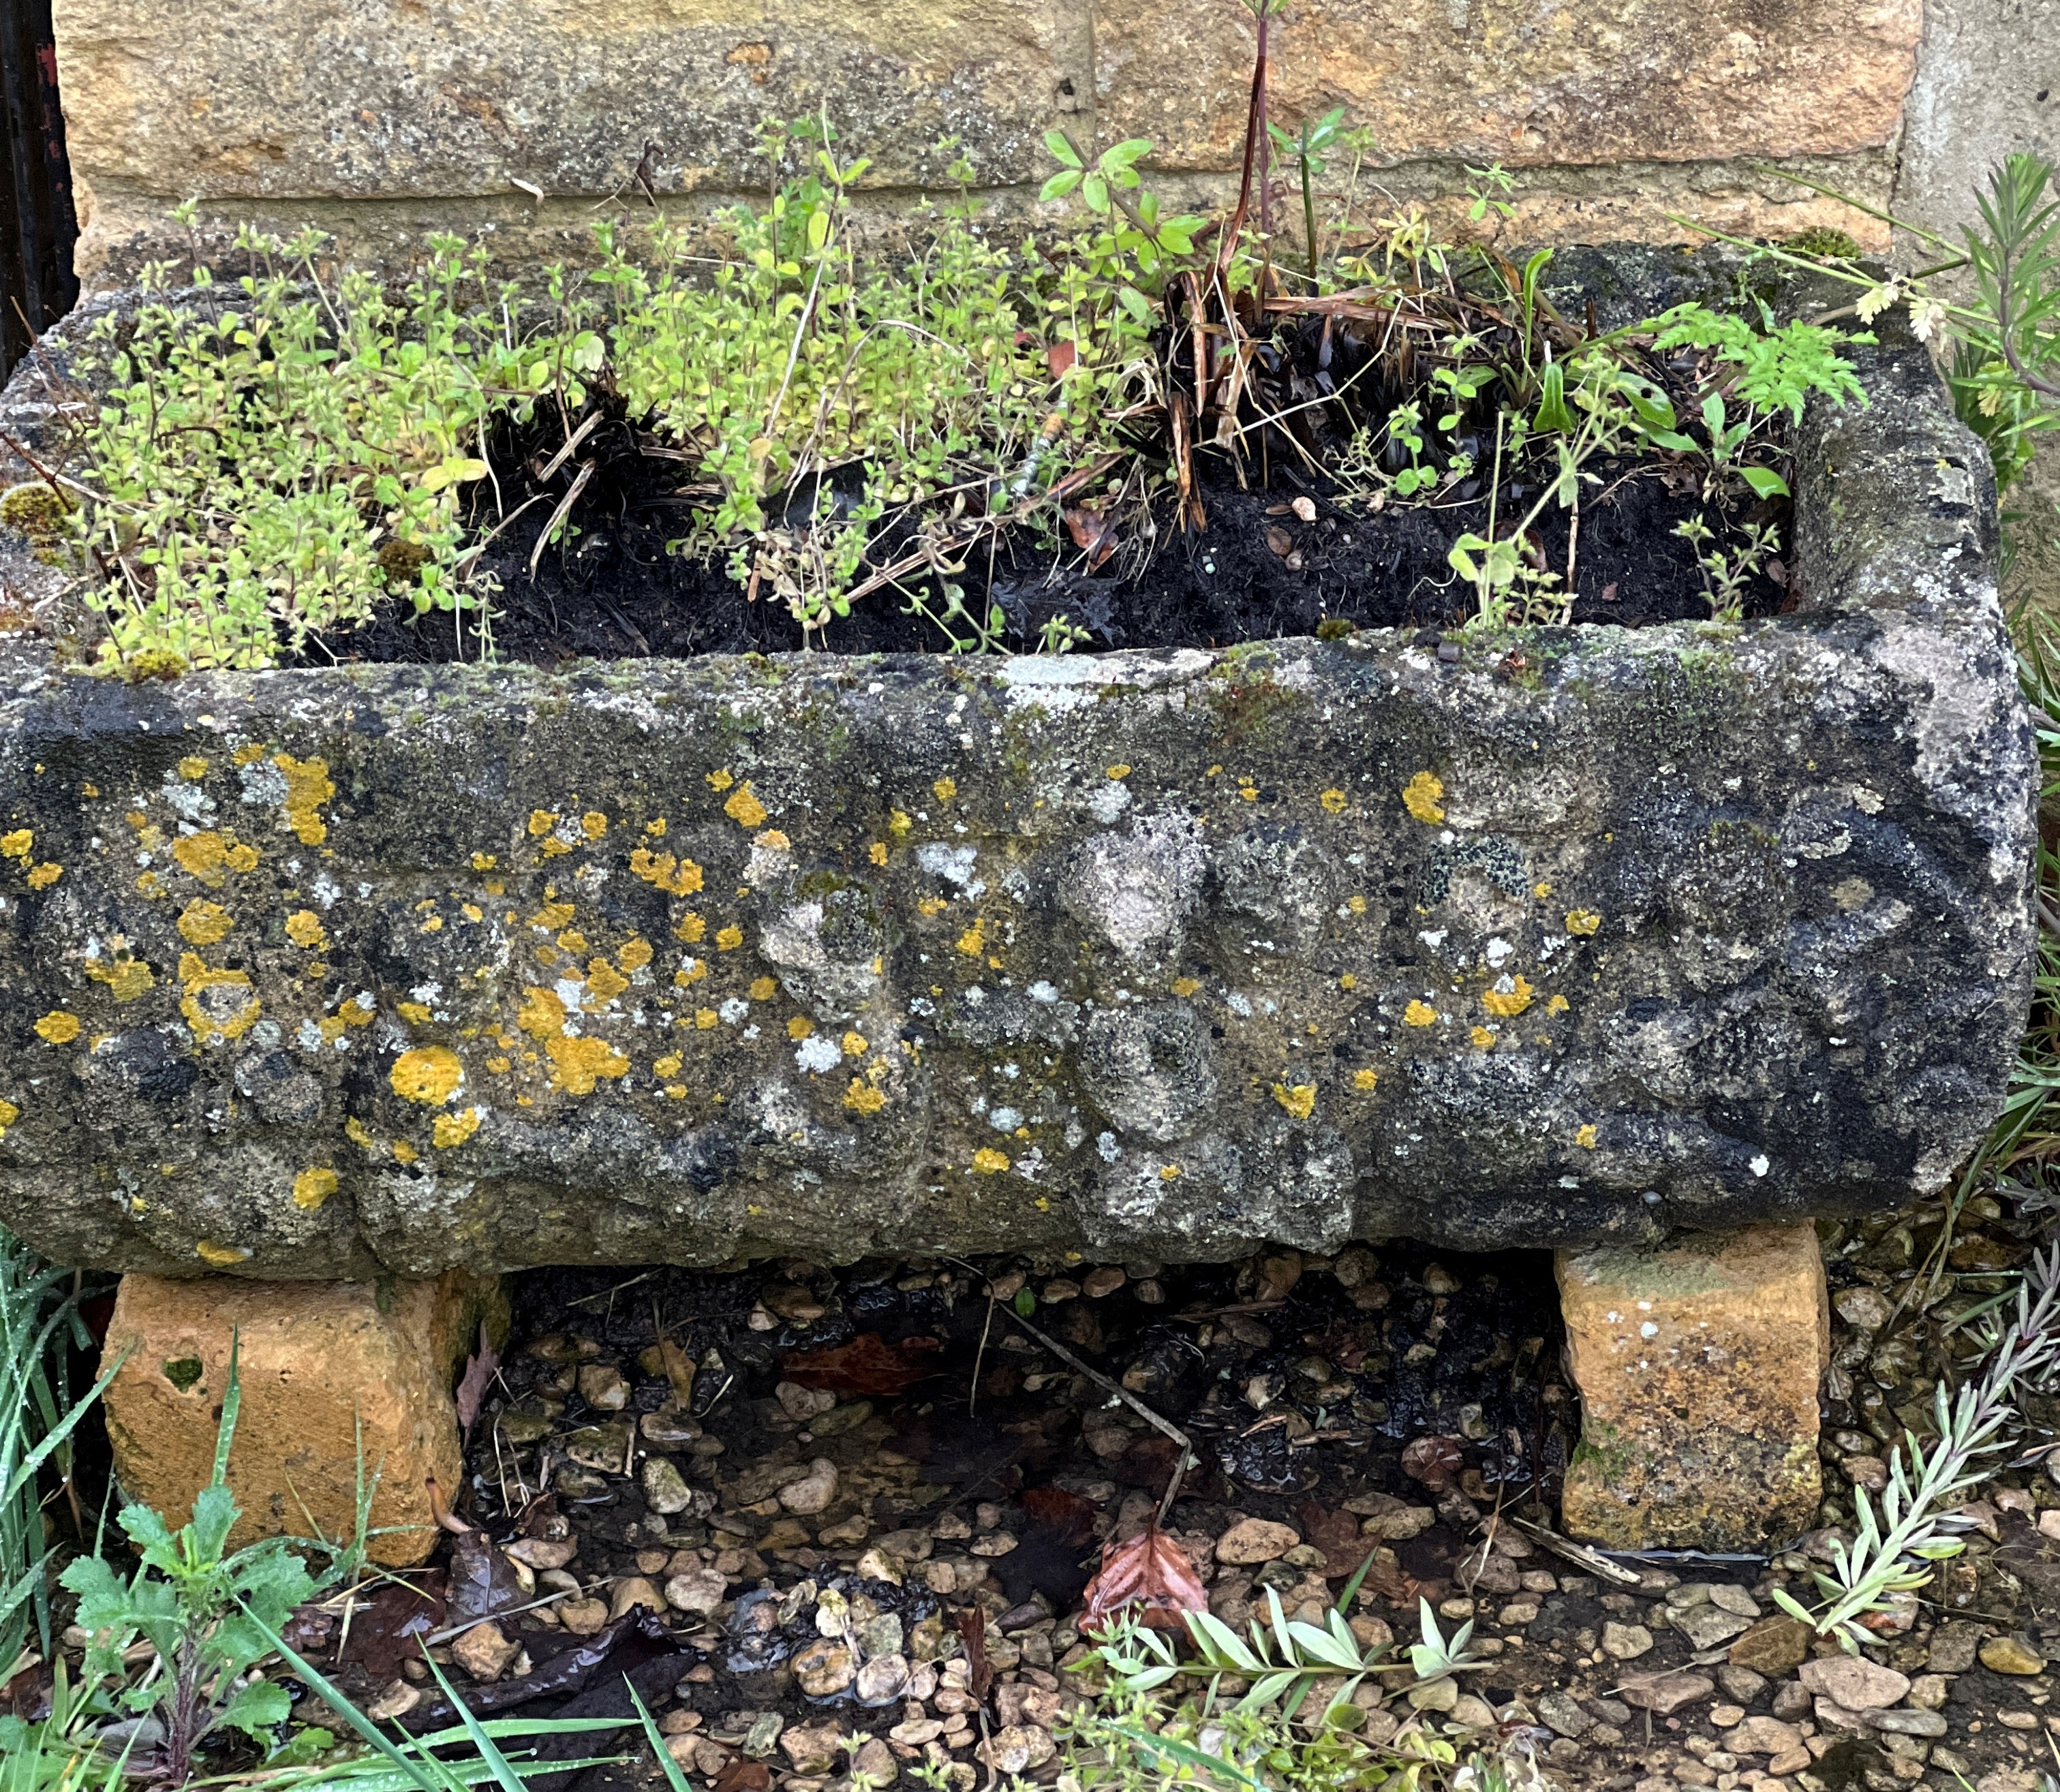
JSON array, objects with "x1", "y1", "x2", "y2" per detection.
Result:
[
  {"x1": 1064, "y1": 504, "x2": 1118, "y2": 570},
  {"x1": 955, "y1": 1607, "x2": 994, "y2": 1701},
  {"x1": 1047, "y1": 341, "x2": 1079, "y2": 380},
  {"x1": 1265, "y1": 525, "x2": 1295, "y2": 558},
  {"x1": 1401, "y1": 1434, "x2": 1462, "y2": 1491},
  {"x1": 1080, "y1": 1520, "x2": 1208, "y2": 1633},
  {"x1": 454, "y1": 1323, "x2": 499, "y2": 1436},
  {"x1": 1021, "y1": 1483, "x2": 1098, "y2": 1546},
  {"x1": 1295, "y1": 1500, "x2": 1370, "y2": 1581},
  {"x1": 712, "y1": 1760, "x2": 772, "y2": 1792},
  {"x1": 781, "y1": 1331, "x2": 945, "y2": 1397}
]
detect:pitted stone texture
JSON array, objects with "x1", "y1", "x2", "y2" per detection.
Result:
[
  {"x1": 102, "y1": 1269, "x2": 505, "y2": 1565},
  {"x1": 1557, "y1": 1224, "x2": 1829, "y2": 1551},
  {"x1": 0, "y1": 274, "x2": 2033, "y2": 1278}
]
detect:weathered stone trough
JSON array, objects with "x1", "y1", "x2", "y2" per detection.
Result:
[{"x1": 0, "y1": 263, "x2": 2035, "y2": 1558}]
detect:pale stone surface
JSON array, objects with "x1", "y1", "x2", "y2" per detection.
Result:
[
  {"x1": 1558, "y1": 1224, "x2": 1828, "y2": 1551},
  {"x1": 51, "y1": 0, "x2": 1918, "y2": 282},
  {"x1": 102, "y1": 1268, "x2": 504, "y2": 1566}
]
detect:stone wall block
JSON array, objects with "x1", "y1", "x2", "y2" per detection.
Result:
[
  {"x1": 1557, "y1": 1222, "x2": 1829, "y2": 1551},
  {"x1": 103, "y1": 1269, "x2": 506, "y2": 1566}
]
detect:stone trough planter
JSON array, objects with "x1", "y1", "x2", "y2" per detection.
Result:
[{"x1": 0, "y1": 258, "x2": 2035, "y2": 1555}]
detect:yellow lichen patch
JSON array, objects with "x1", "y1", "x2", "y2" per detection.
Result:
[
  {"x1": 844, "y1": 1079, "x2": 886, "y2": 1114},
  {"x1": 527, "y1": 810, "x2": 559, "y2": 837},
  {"x1": 397, "y1": 1002, "x2": 433, "y2": 1025},
  {"x1": 25, "y1": 863, "x2": 60, "y2": 890},
  {"x1": 971, "y1": 1147, "x2": 1009, "y2": 1174},
  {"x1": 461, "y1": 903, "x2": 482, "y2": 923},
  {"x1": 178, "y1": 756, "x2": 209, "y2": 780},
  {"x1": 547, "y1": 1035, "x2": 629, "y2": 1096},
  {"x1": 0, "y1": 1097, "x2": 18, "y2": 1137},
  {"x1": 722, "y1": 783, "x2": 768, "y2": 829},
  {"x1": 917, "y1": 897, "x2": 948, "y2": 918},
  {"x1": 1402, "y1": 771, "x2": 1446, "y2": 824},
  {"x1": 1565, "y1": 909, "x2": 1602, "y2": 936},
  {"x1": 1319, "y1": 787, "x2": 1348, "y2": 814},
  {"x1": 556, "y1": 929, "x2": 588, "y2": 954},
  {"x1": 1575, "y1": 1124, "x2": 1598, "y2": 1149},
  {"x1": 842, "y1": 1031, "x2": 868, "y2": 1057},
  {"x1": 171, "y1": 831, "x2": 230, "y2": 884},
  {"x1": 1347, "y1": 894, "x2": 1368, "y2": 915},
  {"x1": 1547, "y1": 994, "x2": 1570, "y2": 1015},
  {"x1": 1272, "y1": 1083, "x2": 1317, "y2": 1120},
  {"x1": 706, "y1": 770, "x2": 734, "y2": 792},
  {"x1": 196, "y1": 1240, "x2": 251, "y2": 1267},
  {"x1": 932, "y1": 777, "x2": 957, "y2": 803},
  {"x1": 645, "y1": 818, "x2": 668, "y2": 837},
  {"x1": 716, "y1": 925, "x2": 744, "y2": 952},
  {"x1": 1170, "y1": 976, "x2": 1199, "y2": 998},
  {"x1": 393, "y1": 1141, "x2": 419, "y2": 1164},
  {"x1": 889, "y1": 810, "x2": 912, "y2": 837},
  {"x1": 1159, "y1": 1164, "x2": 1182, "y2": 1181},
  {"x1": 530, "y1": 899, "x2": 577, "y2": 930},
  {"x1": 135, "y1": 871, "x2": 164, "y2": 899},
  {"x1": 583, "y1": 959, "x2": 630, "y2": 1007},
  {"x1": 433, "y1": 1107, "x2": 482, "y2": 1148},
  {"x1": 755, "y1": 830, "x2": 790, "y2": 854},
  {"x1": 275, "y1": 754, "x2": 333, "y2": 845},
  {"x1": 1470, "y1": 1026, "x2": 1496, "y2": 1049},
  {"x1": 486, "y1": 1055, "x2": 511, "y2": 1074},
  {"x1": 1106, "y1": 764, "x2": 1131, "y2": 780},
  {"x1": 285, "y1": 910, "x2": 328, "y2": 950},
  {"x1": 1, "y1": 829, "x2": 31, "y2": 859},
  {"x1": 390, "y1": 1046, "x2": 463, "y2": 1105},
  {"x1": 630, "y1": 848, "x2": 705, "y2": 895},
  {"x1": 673, "y1": 959, "x2": 707, "y2": 987},
  {"x1": 345, "y1": 1117, "x2": 376, "y2": 1151},
  {"x1": 869, "y1": 842, "x2": 889, "y2": 867},
  {"x1": 180, "y1": 968, "x2": 260, "y2": 1045},
  {"x1": 226, "y1": 843, "x2": 258, "y2": 873},
  {"x1": 517, "y1": 987, "x2": 568, "y2": 1040},
  {"x1": 1404, "y1": 1000, "x2": 1437, "y2": 1028},
  {"x1": 471, "y1": 852, "x2": 498, "y2": 871},
  {"x1": 1353, "y1": 1068, "x2": 1379, "y2": 1091},
  {"x1": 673, "y1": 912, "x2": 707, "y2": 944},
  {"x1": 617, "y1": 937, "x2": 654, "y2": 974},
  {"x1": 1533, "y1": 882, "x2": 1553, "y2": 899},
  {"x1": 1481, "y1": 976, "x2": 1534, "y2": 1018},
  {"x1": 35, "y1": 1010, "x2": 80, "y2": 1045},
  {"x1": 1237, "y1": 781, "x2": 1259, "y2": 803},
  {"x1": 232, "y1": 743, "x2": 265, "y2": 766},
  {"x1": 87, "y1": 952, "x2": 155, "y2": 1002},
  {"x1": 955, "y1": 917, "x2": 986, "y2": 957},
  {"x1": 581, "y1": 812, "x2": 609, "y2": 839},
  {"x1": 292, "y1": 1167, "x2": 338, "y2": 1211},
  {"x1": 1339, "y1": 973, "x2": 1357, "y2": 991},
  {"x1": 748, "y1": 976, "x2": 778, "y2": 1001},
  {"x1": 664, "y1": 1084, "x2": 688, "y2": 1100},
  {"x1": 176, "y1": 899, "x2": 233, "y2": 946},
  {"x1": 695, "y1": 1008, "x2": 719, "y2": 1030},
  {"x1": 787, "y1": 1016, "x2": 814, "y2": 1039},
  {"x1": 654, "y1": 1053, "x2": 683, "y2": 1077}
]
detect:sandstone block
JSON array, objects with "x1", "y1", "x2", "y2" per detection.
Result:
[
  {"x1": 1558, "y1": 1224, "x2": 1828, "y2": 1551},
  {"x1": 104, "y1": 1269, "x2": 504, "y2": 1566}
]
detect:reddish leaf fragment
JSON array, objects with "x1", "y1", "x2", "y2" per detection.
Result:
[
  {"x1": 955, "y1": 1607, "x2": 994, "y2": 1700},
  {"x1": 781, "y1": 1332, "x2": 945, "y2": 1397},
  {"x1": 1401, "y1": 1434, "x2": 1463, "y2": 1491},
  {"x1": 1022, "y1": 1483, "x2": 1098, "y2": 1546},
  {"x1": 1080, "y1": 1520, "x2": 1208, "y2": 1633},
  {"x1": 1064, "y1": 505, "x2": 1118, "y2": 570},
  {"x1": 712, "y1": 1761, "x2": 772, "y2": 1792},
  {"x1": 455, "y1": 1323, "x2": 499, "y2": 1435},
  {"x1": 1047, "y1": 341, "x2": 1078, "y2": 380}
]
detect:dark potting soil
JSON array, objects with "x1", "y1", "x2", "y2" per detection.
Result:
[{"x1": 302, "y1": 417, "x2": 1789, "y2": 670}]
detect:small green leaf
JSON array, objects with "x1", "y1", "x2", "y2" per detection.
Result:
[
  {"x1": 1039, "y1": 169, "x2": 1082, "y2": 202},
  {"x1": 1738, "y1": 467, "x2": 1790, "y2": 499},
  {"x1": 1043, "y1": 130, "x2": 1083, "y2": 169}
]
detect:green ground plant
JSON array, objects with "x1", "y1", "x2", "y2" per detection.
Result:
[{"x1": 1, "y1": 1228, "x2": 117, "y2": 1688}]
